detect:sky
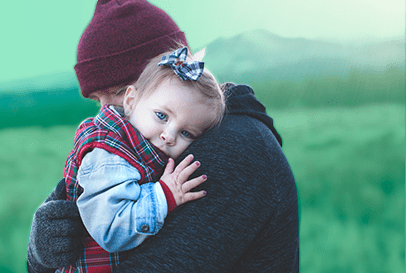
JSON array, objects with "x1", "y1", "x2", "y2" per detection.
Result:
[{"x1": 0, "y1": 0, "x2": 404, "y2": 83}]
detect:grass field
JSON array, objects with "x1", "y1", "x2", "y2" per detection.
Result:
[{"x1": 0, "y1": 103, "x2": 404, "y2": 273}]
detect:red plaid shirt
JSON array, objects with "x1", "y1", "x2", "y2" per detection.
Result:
[{"x1": 60, "y1": 105, "x2": 168, "y2": 273}]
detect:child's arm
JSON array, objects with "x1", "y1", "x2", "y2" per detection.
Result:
[
  {"x1": 76, "y1": 148, "x2": 166, "y2": 252},
  {"x1": 76, "y1": 148, "x2": 205, "y2": 253}
]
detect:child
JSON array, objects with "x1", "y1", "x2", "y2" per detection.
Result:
[{"x1": 59, "y1": 47, "x2": 225, "y2": 273}]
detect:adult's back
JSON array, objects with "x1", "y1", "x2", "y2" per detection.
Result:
[{"x1": 113, "y1": 84, "x2": 299, "y2": 272}]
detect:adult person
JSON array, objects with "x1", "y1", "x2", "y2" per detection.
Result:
[{"x1": 27, "y1": 0, "x2": 299, "y2": 272}]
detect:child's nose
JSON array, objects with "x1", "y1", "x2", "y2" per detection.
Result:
[{"x1": 160, "y1": 131, "x2": 175, "y2": 145}]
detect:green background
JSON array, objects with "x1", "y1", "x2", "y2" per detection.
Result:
[{"x1": 0, "y1": 1, "x2": 404, "y2": 272}]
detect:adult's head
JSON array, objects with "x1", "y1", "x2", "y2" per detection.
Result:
[{"x1": 74, "y1": 0, "x2": 188, "y2": 106}]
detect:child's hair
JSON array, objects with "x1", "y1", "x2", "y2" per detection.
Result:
[{"x1": 130, "y1": 46, "x2": 225, "y2": 130}]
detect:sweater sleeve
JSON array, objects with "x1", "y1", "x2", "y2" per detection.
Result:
[
  {"x1": 159, "y1": 180, "x2": 177, "y2": 213},
  {"x1": 77, "y1": 148, "x2": 168, "y2": 252}
]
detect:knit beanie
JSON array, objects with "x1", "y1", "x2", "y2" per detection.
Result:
[{"x1": 75, "y1": 0, "x2": 188, "y2": 97}]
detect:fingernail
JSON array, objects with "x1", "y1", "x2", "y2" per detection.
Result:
[
  {"x1": 203, "y1": 191, "x2": 207, "y2": 195},
  {"x1": 195, "y1": 161, "x2": 200, "y2": 166},
  {"x1": 202, "y1": 175, "x2": 207, "y2": 179}
]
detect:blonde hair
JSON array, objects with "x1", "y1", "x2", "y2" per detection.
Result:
[{"x1": 129, "y1": 46, "x2": 225, "y2": 129}]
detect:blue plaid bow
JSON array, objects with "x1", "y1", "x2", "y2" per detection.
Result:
[{"x1": 158, "y1": 47, "x2": 204, "y2": 81}]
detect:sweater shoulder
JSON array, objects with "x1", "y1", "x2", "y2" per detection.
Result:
[
  {"x1": 190, "y1": 115, "x2": 294, "y2": 188},
  {"x1": 198, "y1": 115, "x2": 283, "y2": 164}
]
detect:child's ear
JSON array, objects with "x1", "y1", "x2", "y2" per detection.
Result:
[{"x1": 123, "y1": 85, "x2": 137, "y2": 115}]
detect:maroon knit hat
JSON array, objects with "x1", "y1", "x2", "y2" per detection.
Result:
[{"x1": 75, "y1": 0, "x2": 188, "y2": 97}]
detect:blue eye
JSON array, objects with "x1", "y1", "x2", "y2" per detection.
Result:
[
  {"x1": 181, "y1": 131, "x2": 194, "y2": 139},
  {"x1": 156, "y1": 112, "x2": 167, "y2": 121}
]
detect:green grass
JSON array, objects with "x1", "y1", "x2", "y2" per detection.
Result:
[
  {"x1": 271, "y1": 103, "x2": 404, "y2": 272},
  {"x1": 0, "y1": 103, "x2": 404, "y2": 273},
  {"x1": 0, "y1": 126, "x2": 75, "y2": 273}
]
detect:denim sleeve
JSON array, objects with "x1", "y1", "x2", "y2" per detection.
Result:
[{"x1": 76, "y1": 148, "x2": 168, "y2": 253}]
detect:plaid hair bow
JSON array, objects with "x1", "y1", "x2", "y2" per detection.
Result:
[{"x1": 158, "y1": 47, "x2": 204, "y2": 81}]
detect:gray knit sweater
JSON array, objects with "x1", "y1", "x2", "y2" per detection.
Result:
[
  {"x1": 27, "y1": 84, "x2": 298, "y2": 273},
  {"x1": 113, "y1": 84, "x2": 298, "y2": 272}
]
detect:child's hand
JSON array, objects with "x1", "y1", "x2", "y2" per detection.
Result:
[{"x1": 160, "y1": 154, "x2": 207, "y2": 206}]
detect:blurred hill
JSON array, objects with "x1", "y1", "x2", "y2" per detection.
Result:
[
  {"x1": 202, "y1": 29, "x2": 404, "y2": 109},
  {"x1": 0, "y1": 29, "x2": 404, "y2": 128},
  {"x1": 203, "y1": 29, "x2": 404, "y2": 81}
]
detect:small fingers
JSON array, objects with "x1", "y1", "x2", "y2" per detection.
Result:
[
  {"x1": 162, "y1": 158, "x2": 175, "y2": 176},
  {"x1": 182, "y1": 175, "x2": 207, "y2": 193},
  {"x1": 183, "y1": 190, "x2": 207, "y2": 203},
  {"x1": 178, "y1": 160, "x2": 202, "y2": 182},
  {"x1": 174, "y1": 154, "x2": 194, "y2": 174}
]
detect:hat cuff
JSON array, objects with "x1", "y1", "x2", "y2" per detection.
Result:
[{"x1": 75, "y1": 31, "x2": 187, "y2": 98}]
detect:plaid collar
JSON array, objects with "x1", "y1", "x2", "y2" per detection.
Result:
[{"x1": 94, "y1": 104, "x2": 169, "y2": 170}]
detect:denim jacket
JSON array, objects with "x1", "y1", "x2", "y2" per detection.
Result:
[{"x1": 77, "y1": 148, "x2": 168, "y2": 253}]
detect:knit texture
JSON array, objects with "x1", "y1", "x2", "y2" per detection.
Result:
[
  {"x1": 113, "y1": 84, "x2": 299, "y2": 272},
  {"x1": 27, "y1": 179, "x2": 84, "y2": 273},
  {"x1": 75, "y1": 0, "x2": 188, "y2": 97},
  {"x1": 27, "y1": 84, "x2": 299, "y2": 273}
]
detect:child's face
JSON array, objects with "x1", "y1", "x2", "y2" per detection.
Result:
[{"x1": 125, "y1": 79, "x2": 216, "y2": 159}]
